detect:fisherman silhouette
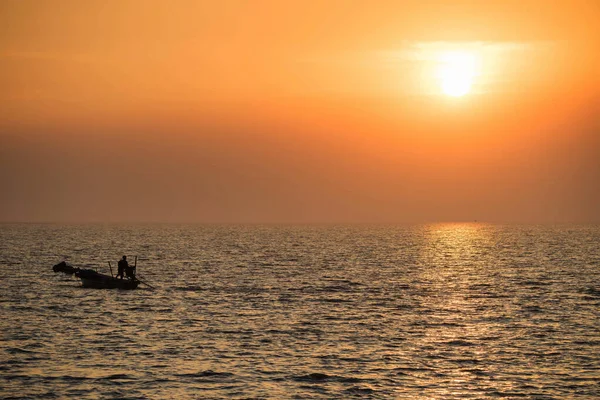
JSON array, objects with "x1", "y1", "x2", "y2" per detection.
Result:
[
  {"x1": 125, "y1": 258, "x2": 136, "y2": 279},
  {"x1": 116, "y1": 255, "x2": 128, "y2": 280}
]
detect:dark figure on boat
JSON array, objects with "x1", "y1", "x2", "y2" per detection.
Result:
[
  {"x1": 125, "y1": 260, "x2": 136, "y2": 279},
  {"x1": 116, "y1": 256, "x2": 128, "y2": 280},
  {"x1": 53, "y1": 261, "x2": 78, "y2": 275}
]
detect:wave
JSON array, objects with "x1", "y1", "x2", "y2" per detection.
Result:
[
  {"x1": 96, "y1": 373, "x2": 135, "y2": 380},
  {"x1": 173, "y1": 285, "x2": 205, "y2": 292},
  {"x1": 293, "y1": 372, "x2": 363, "y2": 383},
  {"x1": 582, "y1": 286, "x2": 600, "y2": 297},
  {"x1": 344, "y1": 385, "x2": 375, "y2": 394},
  {"x1": 174, "y1": 370, "x2": 234, "y2": 379},
  {"x1": 319, "y1": 298, "x2": 354, "y2": 303},
  {"x1": 444, "y1": 339, "x2": 476, "y2": 347},
  {"x1": 5, "y1": 347, "x2": 37, "y2": 354}
]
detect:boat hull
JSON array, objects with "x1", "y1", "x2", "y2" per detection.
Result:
[{"x1": 76, "y1": 269, "x2": 139, "y2": 290}]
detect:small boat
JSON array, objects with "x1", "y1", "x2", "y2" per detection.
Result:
[{"x1": 75, "y1": 269, "x2": 140, "y2": 290}]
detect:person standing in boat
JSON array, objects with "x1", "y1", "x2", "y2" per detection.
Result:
[
  {"x1": 125, "y1": 257, "x2": 136, "y2": 279},
  {"x1": 116, "y1": 255, "x2": 128, "y2": 280}
]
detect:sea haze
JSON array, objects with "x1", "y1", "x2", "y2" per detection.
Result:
[{"x1": 1, "y1": 224, "x2": 599, "y2": 399}]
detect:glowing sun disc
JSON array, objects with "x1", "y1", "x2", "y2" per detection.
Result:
[
  {"x1": 442, "y1": 75, "x2": 472, "y2": 97},
  {"x1": 438, "y1": 51, "x2": 478, "y2": 97}
]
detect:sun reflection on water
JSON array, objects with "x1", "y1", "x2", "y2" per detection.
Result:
[
  {"x1": 408, "y1": 223, "x2": 507, "y2": 397},
  {"x1": 418, "y1": 223, "x2": 496, "y2": 283}
]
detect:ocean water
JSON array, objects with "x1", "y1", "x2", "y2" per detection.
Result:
[{"x1": 1, "y1": 223, "x2": 599, "y2": 399}]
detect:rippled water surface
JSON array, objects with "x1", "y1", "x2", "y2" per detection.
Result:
[{"x1": 1, "y1": 224, "x2": 600, "y2": 399}]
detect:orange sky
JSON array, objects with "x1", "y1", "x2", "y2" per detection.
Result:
[{"x1": 1, "y1": 1, "x2": 599, "y2": 223}]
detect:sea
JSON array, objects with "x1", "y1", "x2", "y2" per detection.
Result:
[{"x1": 1, "y1": 223, "x2": 599, "y2": 399}]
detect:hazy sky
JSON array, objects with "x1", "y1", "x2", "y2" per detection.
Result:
[{"x1": 1, "y1": 1, "x2": 599, "y2": 223}]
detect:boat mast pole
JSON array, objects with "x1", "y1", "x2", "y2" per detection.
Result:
[{"x1": 108, "y1": 261, "x2": 114, "y2": 278}]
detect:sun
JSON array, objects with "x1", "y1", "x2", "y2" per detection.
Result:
[{"x1": 437, "y1": 51, "x2": 479, "y2": 97}]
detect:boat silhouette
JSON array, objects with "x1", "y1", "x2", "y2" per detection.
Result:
[
  {"x1": 53, "y1": 261, "x2": 140, "y2": 290},
  {"x1": 75, "y1": 268, "x2": 140, "y2": 290}
]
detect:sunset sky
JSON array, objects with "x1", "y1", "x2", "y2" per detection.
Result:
[{"x1": 1, "y1": 0, "x2": 599, "y2": 223}]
